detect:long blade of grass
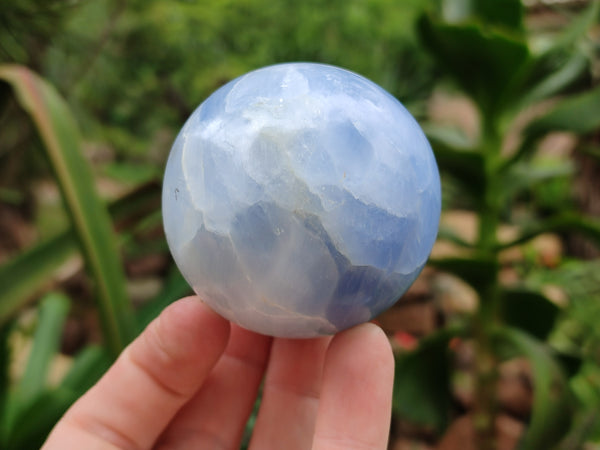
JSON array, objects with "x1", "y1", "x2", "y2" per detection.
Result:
[
  {"x1": 6, "y1": 346, "x2": 111, "y2": 448},
  {"x1": 4, "y1": 389, "x2": 73, "y2": 449},
  {"x1": 3, "y1": 293, "x2": 69, "y2": 437},
  {"x1": 17, "y1": 293, "x2": 70, "y2": 406},
  {"x1": 0, "y1": 182, "x2": 161, "y2": 325},
  {"x1": 0, "y1": 234, "x2": 77, "y2": 323},
  {"x1": 0, "y1": 64, "x2": 135, "y2": 357}
]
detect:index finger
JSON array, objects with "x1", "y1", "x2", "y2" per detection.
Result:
[{"x1": 42, "y1": 297, "x2": 230, "y2": 450}]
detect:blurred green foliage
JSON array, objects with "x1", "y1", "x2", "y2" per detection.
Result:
[{"x1": 0, "y1": 0, "x2": 599, "y2": 448}]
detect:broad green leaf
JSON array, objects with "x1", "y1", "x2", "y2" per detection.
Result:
[
  {"x1": 501, "y1": 289, "x2": 560, "y2": 340},
  {"x1": 494, "y1": 327, "x2": 573, "y2": 449},
  {"x1": 0, "y1": 182, "x2": 161, "y2": 325},
  {"x1": 418, "y1": 13, "x2": 529, "y2": 116},
  {"x1": 393, "y1": 328, "x2": 465, "y2": 432},
  {"x1": 0, "y1": 64, "x2": 136, "y2": 357}
]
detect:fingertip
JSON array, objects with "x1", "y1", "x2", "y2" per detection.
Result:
[
  {"x1": 312, "y1": 322, "x2": 394, "y2": 450},
  {"x1": 329, "y1": 322, "x2": 394, "y2": 373},
  {"x1": 154, "y1": 296, "x2": 230, "y2": 360}
]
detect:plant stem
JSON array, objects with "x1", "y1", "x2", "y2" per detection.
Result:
[{"x1": 473, "y1": 117, "x2": 502, "y2": 449}]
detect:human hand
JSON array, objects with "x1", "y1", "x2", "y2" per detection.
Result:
[{"x1": 42, "y1": 296, "x2": 394, "y2": 449}]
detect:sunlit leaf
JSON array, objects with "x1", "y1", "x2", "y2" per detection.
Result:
[{"x1": 0, "y1": 64, "x2": 136, "y2": 357}]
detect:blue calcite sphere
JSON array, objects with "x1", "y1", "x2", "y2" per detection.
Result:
[{"x1": 162, "y1": 62, "x2": 441, "y2": 338}]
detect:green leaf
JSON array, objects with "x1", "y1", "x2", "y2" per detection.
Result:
[
  {"x1": 498, "y1": 213, "x2": 600, "y2": 250},
  {"x1": 494, "y1": 327, "x2": 573, "y2": 450},
  {"x1": 61, "y1": 345, "x2": 112, "y2": 394},
  {"x1": 4, "y1": 389, "x2": 73, "y2": 450},
  {"x1": 500, "y1": 161, "x2": 574, "y2": 205},
  {"x1": 503, "y1": 0, "x2": 598, "y2": 111},
  {"x1": 437, "y1": 226, "x2": 475, "y2": 249},
  {"x1": 18, "y1": 293, "x2": 70, "y2": 404},
  {"x1": 551, "y1": 0, "x2": 600, "y2": 50},
  {"x1": 506, "y1": 86, "x2": 600, "y2": 168},
  {"x1": 429, "y1": 256, "x2": 498, "y2": 293},
  {"x1": 525, "y1": 85, "x2": 600, "y2": 138},
  {"x1": 393, "y1": 328, "x2": 464, "y2": 432},
  {"x1": 5, "y1": 344, "x2": 111, "y2": 448},
  {"x1": 427, "y1": 134, "x2": 486, "y2": 193},
  {"x1": 501, "y1": 289, "x2": 560, "y2": 340},
  {"x1": 471, "y1": 0, "x2": 523, "y2": 31},
  {"x1": 441, "y1": 0, "x2": 524, "y2": 31},
  {"x1": 517, "y1": 52, "x2": 589, "y2": 107},
  {"x1": 0, "y1": 64, "x2": 136, "y2": 357},
  {"x1": 0, "y1": 181, "x2": 161, "y2": 325},
  {"x1": 418, "y1": 13, "x2": 529, "y2": 116},
  {"x1": 0, "y1": 234, "x2": 77, "y2": 324},
  {"x1": 3, "y1": 293, "x2": 69, "y2": 436},
  {"x1": 103, "y1": 161, "x2": 161, "y2": 185}
]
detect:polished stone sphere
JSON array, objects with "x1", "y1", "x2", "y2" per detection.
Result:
[{"x1": 162, "y1": 62, "x2": 440, "y2": 337}]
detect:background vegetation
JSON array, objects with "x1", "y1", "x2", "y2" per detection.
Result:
[{"x1": 0, "y1": 0, "x2": 599, "y2": 448}]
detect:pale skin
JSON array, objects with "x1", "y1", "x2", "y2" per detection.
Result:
[{"x1": 42, "y1": 296, "x2": 394, "y2": 450}]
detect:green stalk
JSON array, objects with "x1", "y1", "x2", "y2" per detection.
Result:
[{"x1": 473, "y1": 116, "x2": 503, "y2": 450}]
